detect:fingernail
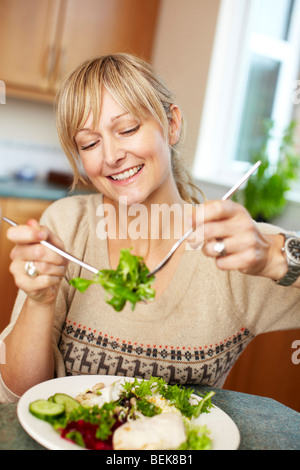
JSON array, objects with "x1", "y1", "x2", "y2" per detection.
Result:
[{"x1": 37, "y1": 231, "x2": 47, "y2": 240}]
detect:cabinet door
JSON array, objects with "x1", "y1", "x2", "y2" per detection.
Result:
[
  {"x1": 224, "y1": 329, "x2": 300, "y2": 412},
  {"x1": 1, "y1": 0, "x2": 160, "y2": 100},
  {"x1": 0, "y1": 0, "x2": 61, "y2": 91},
  {"x1": 0, "y1": 198, "x2": 51, "y2": 333},
  {"x1": 53, "y1": 0, "x2": 161, "y2": 87}
]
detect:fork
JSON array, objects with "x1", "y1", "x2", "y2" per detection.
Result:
[
  {"x1": 147, "y1": 160, "x2": 261, "y2": 277},
  {"x1": 3, "y1": 161, "x2": 261, "y2": 278},
  {"x1": 2, "y1": 217, "x2": 99, "y2": 274}
]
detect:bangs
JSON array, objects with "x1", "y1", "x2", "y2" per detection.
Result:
[
  {"x1": 101, "y1": 56, "x2": 170, "y2": 138},
  {"x1": 58, "y1": 55, "x2": 170, "y2": 137}
]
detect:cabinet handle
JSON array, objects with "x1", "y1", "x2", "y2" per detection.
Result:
[
  {"x1": 43, "y1": 45, "x2": 56, "y2": 81},
  {"x1": 56, "y1": 47, "x2": 68, "y2": 83}
]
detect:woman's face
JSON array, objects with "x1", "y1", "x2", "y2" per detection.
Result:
[{"x1": 75, "y1": 89, "x2": 181, "y2": 206}]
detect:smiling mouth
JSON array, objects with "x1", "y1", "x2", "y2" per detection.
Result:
[{"x1": 109, "y1": 164, "x2": 144, "y2": 181}]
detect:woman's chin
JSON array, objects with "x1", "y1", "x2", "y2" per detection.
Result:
[{"x1": 117, "y1": 191, "x2": 148, "y2": 207}]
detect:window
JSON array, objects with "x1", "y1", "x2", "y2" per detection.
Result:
[{"x1": 193, "y1": 0, "x2": 300, "y2": 190}]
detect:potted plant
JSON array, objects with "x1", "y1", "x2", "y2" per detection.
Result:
[{"x1": 234, "y1": 119, "x2": 300, "y2": 222}]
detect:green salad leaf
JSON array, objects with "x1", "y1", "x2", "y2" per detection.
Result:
[
  {"x1": 69, "y1": 248, "x2": 155, "y2": 311},
  {"x1": 179, "y1": 424, "x2": 212, "y2": 450},
  {"x1": 120, "y1": 376, "x2": 215, "y2": 419}
]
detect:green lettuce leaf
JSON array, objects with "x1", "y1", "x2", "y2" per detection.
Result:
[{"x1": 69, "y1": 248, "x2": 155, "y2": 311}]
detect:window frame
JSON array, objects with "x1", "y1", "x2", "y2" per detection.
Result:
[{"x1": 193, "y1": 0, "x2": 300, "y2": 199}]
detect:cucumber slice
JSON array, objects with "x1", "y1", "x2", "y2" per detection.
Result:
[
  {"x1": 29, "y1": 399, "x2": 65, "y2": 420},
  {"x1": 50, "y1": 393, "x2": 82, "y2": 414}
]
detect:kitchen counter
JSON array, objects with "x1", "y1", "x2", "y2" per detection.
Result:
[{"x1": 0, "y1": 178, "x2": 93, "y2": 201}]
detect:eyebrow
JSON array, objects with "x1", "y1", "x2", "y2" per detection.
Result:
[
  {"x1": 76, "y1": 112, "x2": 130, "y2": 135},
  {"x1": 111, "y1": 112, "x2": 129, "y2": 122}
]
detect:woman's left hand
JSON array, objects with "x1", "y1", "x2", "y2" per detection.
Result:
[{"x1": 189, "y1": 200, "x2": 287, "y2": 280}]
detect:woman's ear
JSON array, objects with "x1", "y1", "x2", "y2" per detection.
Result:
[{"x1": 168, "y1": 104, "x2": 182, "y2": 145}]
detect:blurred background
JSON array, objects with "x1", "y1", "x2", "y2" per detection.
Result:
[{"x1": 0, "y1": 0, "x2": 299, "y2": 411}]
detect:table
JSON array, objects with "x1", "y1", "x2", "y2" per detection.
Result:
[{"x1": 0, "y1": 386, "x2": 299, "y2": 450}]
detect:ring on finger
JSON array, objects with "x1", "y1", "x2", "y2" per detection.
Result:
[
  {"x1": 213, "y1": 239, "x2": 227, "y2": 257},
  {"x1": 25, "y1": 261, "x2": 40, "y2": 278}
]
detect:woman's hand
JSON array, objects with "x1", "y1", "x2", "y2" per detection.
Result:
[
  {"x1": 7, "y1": 219, "x2": 68, "y2": 305},
  {"x1": 189, "y1": 200, "x2": 287, "y2": 280}
]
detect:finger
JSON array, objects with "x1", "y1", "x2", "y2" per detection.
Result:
[
  {"x1": 214, "y1": 249, "x2": 262, "y2": 273},
  {"x1": 39, "y1": 224, "x2": 66, "y2": 251},
  {"x1": 186, "y1": 224, "x2": 204, "y2": 250},
  {"x1": 10, "y1": 243, "x2": 69, "y2": 267},
  {"x1": 9, "y1": 259, "x2": 66, "y2": 293},
  {"x1": 188, "y1": 204, "x2": 204, "y2": 228},
  {"x1": 203, "y1": 232, "x2": 256, "y2": 259},
  {"x1": 202, "y1": 239, "x2": 231, "y2": 258},
  {"x1": 189, "y1": 200, "x2": 231, "y2": 242},
  {"x1": 12, "y1": 271, "x2": 64, "y2": 293},
  {"x1": 203, "y1": 209, "x2": 255, "y2": 242},
  {"x1": 186, "y1": 204, "x2": 205, "y2": 249},
  {"x1": 27, "y1": 219, "x2": 60, "y2": 245},
  {"x1": 7, "y1": 219, "x2": 66, "y2": 252},
  {"x1": 7, "y1": 222, "x2": 48, "y2": 244},
  {"x1": 203, "y1": 200, "x2": 240, "y2": 222},
  {"x1": 10, "y1": 258, "x2": 67, "y2": 278},
  {"x1": 29, "y1": 261, "x2": 67, "y2": 278}
]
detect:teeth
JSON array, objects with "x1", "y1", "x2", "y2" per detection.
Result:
[{"x1": 110, "y1": 165, "x2": 143, "y2": 181}]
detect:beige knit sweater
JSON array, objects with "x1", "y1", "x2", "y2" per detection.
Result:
[{"x1": 1, "y1": 194, "x2": 300, "y2": 403}]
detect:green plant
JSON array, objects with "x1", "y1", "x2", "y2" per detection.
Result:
[{"x1": 234, "y1": 119, "x2": 300, "y2": 221}]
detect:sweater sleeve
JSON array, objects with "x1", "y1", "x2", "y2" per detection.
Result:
[
  {"x1": 222, "y1": 222, "x2": 300, "y2": 335},
  {"x1": 0, "y1": 290, "x2": 26, "y2": 403},
  {"x1": 0, "y1": 194, "x2": 92, "y2": 403},
  {"x1": 226, "y1": 270, "x2": 300, "y2": 335}
]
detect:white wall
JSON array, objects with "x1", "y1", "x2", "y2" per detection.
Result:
[
  {"x1": 0, "y1": 97, "x2": 70, "y2": 179},
  {"x1": 0, "y1": 97, "x2": 59, "y2": 145},
  {"x1": 151, "y1": 0, "x2": 220, "y2": 168}
]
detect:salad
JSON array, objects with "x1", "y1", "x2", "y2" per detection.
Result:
[
  {"x1": 70, "y1": 248, "x2": 155, "y2": 311},
  {"x1": 29, "y1": 376, "x2": 215, "y2": 450}
]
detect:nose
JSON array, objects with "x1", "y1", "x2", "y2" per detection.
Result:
[{"x1": 103, "y1": 135, "x2": 126, "y2": 166}]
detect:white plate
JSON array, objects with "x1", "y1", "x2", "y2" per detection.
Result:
[{"x1": 17, "y1": 375, "x2": 240, "y2": 450}]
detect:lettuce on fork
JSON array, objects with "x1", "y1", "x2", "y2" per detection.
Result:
[{"x1": 69, "y1": 248, "x2": 155, "y2": 311}]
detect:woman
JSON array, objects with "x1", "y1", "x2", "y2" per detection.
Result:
[{"x1": 0, "y1": 54, "x2": 299, "y2": 403}]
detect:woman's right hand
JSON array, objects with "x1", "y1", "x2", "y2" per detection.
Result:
[{"x1": 7, "y1": 219, "x2": 68, "y2": 305}]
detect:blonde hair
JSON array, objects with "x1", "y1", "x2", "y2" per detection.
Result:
[{"x1": 56, "y1": 53, "x2": 203, "y2": 204}]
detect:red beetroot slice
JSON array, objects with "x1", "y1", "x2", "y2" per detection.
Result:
[{"x1": 60, "y1": 419, "x2": 112, "y2": 450}]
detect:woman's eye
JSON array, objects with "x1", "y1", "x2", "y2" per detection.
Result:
[
  {"x1": 121, "y1": 125, "x2": 140, "y2": 135},
  {"x1": 81, "y1": 141, "x2": 97, "y2": 150}
]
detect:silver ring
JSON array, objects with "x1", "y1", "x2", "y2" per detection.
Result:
[
  {"x1": 25, "y1": 261, "x2": 39, "y2": 278},
  {"x1": 214, "y1": 240, "x2": 227, "y2": 257}
]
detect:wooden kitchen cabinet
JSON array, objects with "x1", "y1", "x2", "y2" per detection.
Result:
[
  {"x1": 224, "y1": 329, "x2": 300, "y2": 412},
  {"x1": 0, "y1": 0, "x2": 160, "y2": 102},
  {"x1": 0, "y1": 197, "x2": 51, "y2": 333},
  {"x1": 0, "y1": 0, "x2": 61, "y2": 100}
]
